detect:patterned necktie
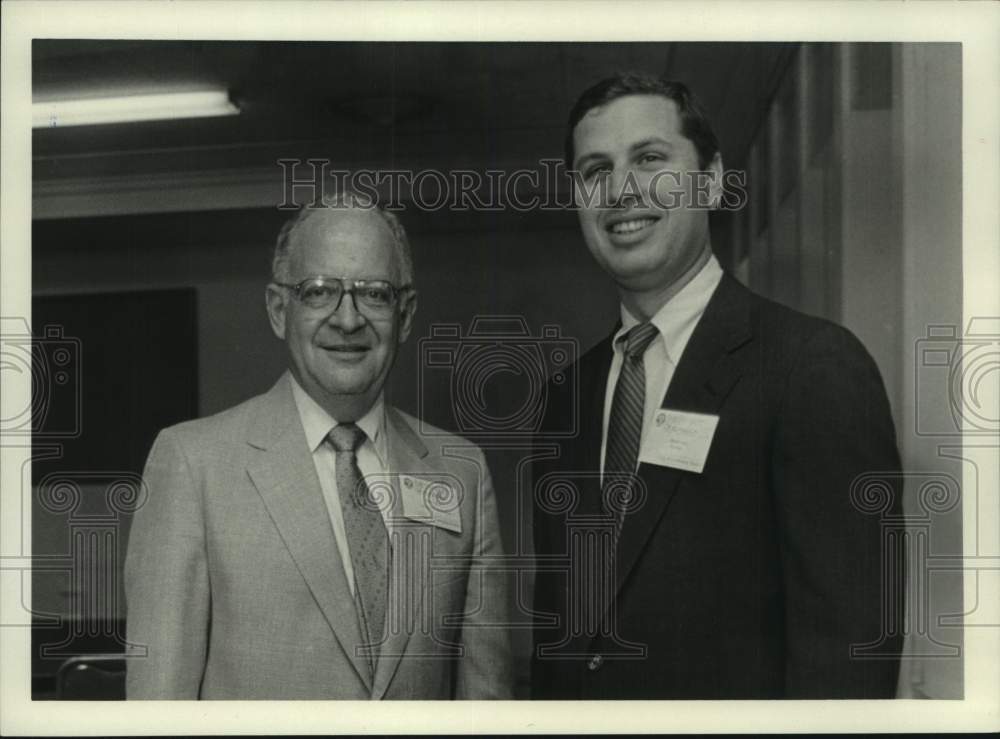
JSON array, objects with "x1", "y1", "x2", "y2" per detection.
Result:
[
  {"x1": 603, "y1": 321, "x2": 660, "y2": 549},
  {"x1": 328, "y1": 423, "x2": 388, "y2": 677}
]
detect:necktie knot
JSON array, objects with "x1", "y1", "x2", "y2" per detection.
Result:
[
  {"x1": 328, "y1": 422, "x2": 367, "y2": 453},
  {"x1": 622, "y1": 322, "x2": 659, "y2": 359}
]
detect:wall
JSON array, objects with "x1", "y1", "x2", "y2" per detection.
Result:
[
  {"x1": 896, "y1": 43, "x2": 965, "y2": 700},
  {"x1": 738, "y1": 43, "x2": 964, "y2": 698}
]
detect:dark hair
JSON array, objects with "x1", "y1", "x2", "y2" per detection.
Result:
[{"x1": 564, "y1": 72, "x2": 720, "y2": 170}]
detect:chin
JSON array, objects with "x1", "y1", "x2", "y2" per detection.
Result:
[
  {"x1": 614, "y1": 275, "x2": 658, "y2": 294},
  {"x1": 322, "y1": 381, "x2": 374, "y2": 397},
  {"x1": 617, "y1": 266, "x2": 679, "y2": 292},
  {"x1": 603, "y1": 256, "x2": 663, "y2": 282}
]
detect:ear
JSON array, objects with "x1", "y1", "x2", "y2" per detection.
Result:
[
  {"x1": 707, "y1": 152, "x2": 724, "y2": 210},
  {"x1": 265, "y1": 283, "x2": 288, "y2": 340},
  {"x1": 397, "y1": 289, "x2": 418, "y2": 344}
]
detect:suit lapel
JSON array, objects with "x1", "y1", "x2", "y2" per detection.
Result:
[
  {"x1": 575, "y1": 337, "x2": 615, "y2": 519},
  {"x1": 611, "y1": 274, "x2": 753, "y2": 600},
  {"x1": 371, "y1": 406, "x2": 432, "y2": 699},
  {"x1": 244, "y1": 374, "x2": 372, "y2": 692},
  {"x1": 549, "y1": 338, "x2": 615, "y2": 660}
]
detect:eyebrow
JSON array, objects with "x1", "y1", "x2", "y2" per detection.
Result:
[
  {"x1": 574, "y1": 137, "x2": 675, "y2": 169},
  {"x1": 629, "y1": 137, "x2": 674, "y2": 152}
]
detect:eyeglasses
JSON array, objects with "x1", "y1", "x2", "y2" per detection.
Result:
[{"x1": 274, "y1": 276, "x2": 412, "y2": 315}]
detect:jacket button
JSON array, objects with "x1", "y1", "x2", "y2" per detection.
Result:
[{"x1": 587, "y1": 655, "x2": 603, "y2": 671}]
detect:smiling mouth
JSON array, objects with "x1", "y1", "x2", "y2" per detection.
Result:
[
  {"x1": 323, "y1": 345, "x2": 369, "y2": 354},
  {"x1": 607, "y1": 217, "x2": 658, "y2": 235}
]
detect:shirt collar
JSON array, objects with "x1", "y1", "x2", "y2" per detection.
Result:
[
  {"x1": 288, "y1": 374, "x2": 387, "y2": 464},
  {"x1": 615, "y1": 252, "x2": 724, "y2": 364}
]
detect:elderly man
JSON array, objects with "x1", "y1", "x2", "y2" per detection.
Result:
[
  {"x1": 531, "y1": 73, "x2": 903, "y2": 699},
  {"x1": 125, "y1": 194, "x2": 512, "y2": 699}
]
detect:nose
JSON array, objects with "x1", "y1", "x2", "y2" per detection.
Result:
[
  {"x1": 608, "y1": 166, "x2": 640, "y2": 208},
  {"x1": 327, "y1": 290, "x2": 367, "y2": 332}
]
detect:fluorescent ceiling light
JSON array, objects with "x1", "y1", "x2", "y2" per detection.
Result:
[{"x1": 33, "y1": 90, "x2": 240, "y2": 129}]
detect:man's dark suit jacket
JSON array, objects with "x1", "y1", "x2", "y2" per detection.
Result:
[{"x1": 531, "y1": 272, "x2": 903, "y2": 699}]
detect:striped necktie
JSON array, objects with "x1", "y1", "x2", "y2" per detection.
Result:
[
  {"x1": 328, "y1": 422, "x2": 388, "y2": 679},
  {"x1": 603, "y1": 321, "x2": 660, "y2": 548}
]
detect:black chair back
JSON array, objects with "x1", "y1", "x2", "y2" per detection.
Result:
[{"x1": 55, "y1": 655, "x2": 126, "y2": 700}]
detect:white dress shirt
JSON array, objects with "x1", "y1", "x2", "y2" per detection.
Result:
[
  {"x1": 600, "y1": 254, "x2": 724, "y2": 475},
  {"x1": 289, "y1": 375, "x2": 390, "y2": 597}
]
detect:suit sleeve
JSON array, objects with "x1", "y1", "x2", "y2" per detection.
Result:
[
  {"x1": 124, "y1": 428, "x2": 211, "y2": 699},
  {"x1": 454, "y1": 455, "x2": 513, "y2": 699},
  {"x1": 528, "y1": 460, "x2": 565, "y2": 700},
  {"x1": 772, "y1": 324, "x2": 903, "y2": 698},
  {"x1": 529, "y1": 366, "x2": 580, "y2": 699}
]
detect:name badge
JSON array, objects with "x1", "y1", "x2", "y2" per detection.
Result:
[
  {"x1": 399, "y1": 475, "x2": 463, "y2": 534},
  {"x1": 639, "y1": 409, "x2": 719, "y2": 474}
]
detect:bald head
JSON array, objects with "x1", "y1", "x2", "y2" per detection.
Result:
[{"x1": 272, "y1": 195, "x2": 414, "y2": 288}]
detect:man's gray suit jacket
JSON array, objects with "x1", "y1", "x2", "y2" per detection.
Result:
[{"x1": 125, "y1": 374, "x2": 512, "y2": 699}]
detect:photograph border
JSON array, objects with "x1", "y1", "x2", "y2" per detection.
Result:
[{"x1": 2, "y1": 0, "x2": 998, "y2": 734}]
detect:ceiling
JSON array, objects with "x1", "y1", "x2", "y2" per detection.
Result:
[{"x1": 32, "y1": 40, "x2": 797, "y2": 216}]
